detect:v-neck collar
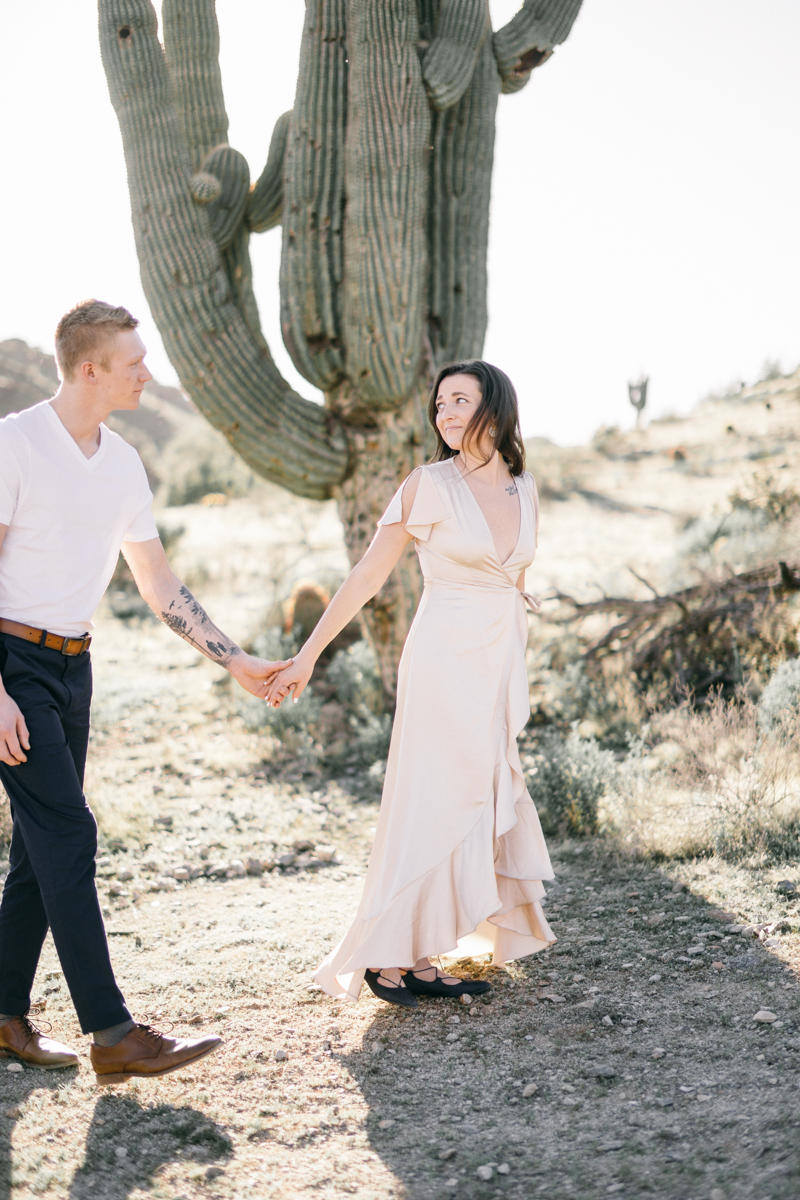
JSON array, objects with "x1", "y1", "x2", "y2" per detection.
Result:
[
  {"x1": 44, "y1": 402, "x2": 107, "y2": 469},
  {"x1": 450, "y1": 458, "x2": 524, "y2": 568}
]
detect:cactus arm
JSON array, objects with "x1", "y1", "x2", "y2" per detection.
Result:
[
  {"x1": 98, "y1": 0, "x2": 349, "y2": 500},
  {"x1": 493, "y1": 0, "x2": 583, "y2": 94},
  {"x1": 420, "y1": 0, "x2": 490, "y2": 112},
  {"x1": 427, "y1": 35, "x2": 499, "y2": 364},
  {"x1": 198, "y1": 145, "x2": 251, "y2": 251},
  {"x1": 161, "y1": 0, "x2": 228, "y2": 171},
  {"x1": 280, "y1": 1, "x2": 348, "y2": 393},
  {"x1": 343, "y1": 0, "x2": 431, "y2": 406},
  {"x1": 247, "y1": 110, "x2": 291, "y2": 233}
]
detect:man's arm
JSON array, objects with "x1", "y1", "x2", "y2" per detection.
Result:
[
  {"x1": 0, "y1": 523, "x2": 30, "y2": 765},
  {"x1": 121, "y1": 538, "x2": 288, "y2": 697}
]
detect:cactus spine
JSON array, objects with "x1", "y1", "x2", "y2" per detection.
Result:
[{"x1": 99, "y1": 0, "x2": 582, "y2": 693}]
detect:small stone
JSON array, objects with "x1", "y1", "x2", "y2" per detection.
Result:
[
  {"x1": 710, "y1": 1190, "x2": 726, "y2": 1200},
  {"x1": 6, "y1": 1063, "x2": 22, "y2": 1073},
  {"x1": 114, "y1": 1147, "x2": 128, "y2": 1159},
  {"x1": 448, "y1": 1015, "x2": 461, "y2": 1024},
  {"x1": 275, "y1": 1049, "x2": 289, "y2": 1061},
  {"x1": 314, "y1": 846, "x2": 337, "y2": 863},
  {"x1": 497, "y1": 1163, "x2": 510, "y2": 1175},
  {"x1": 540, "y1": 991, "x2": 567, "y2": 1003},
  {"x1": 226, "y1": 859, "x2": 246, "y2": 878},
  {"x1": 573, "y1": 974, "x2": 586, "y2": 983},
  {"x1": 378, "y1": 1118, "x2": 395, "y2": 1129},
  {"x1": 205, "y1": 1166, "x2": 225, "y2": 1180},
  {"x1": 277, "y1": 853, "x2": 297, "y2": 868},
  {"x1": 445, "y1": 1032, "x2": 459, "y2": 1042},
  {"x1": 686, "y1": 946, "x2": 705, "y2": 956},
  {"x1": 774, "y1": 880, "x2": 796, "y2": 895},
  {"x1": 711, "y1": 961, "x2": 725, "y2": 970},
  {"x1": 598, "y1": 1140, "x2": 624, "y2": 1151},
  {"x1": 660, "y1": 951, "x2": 674, "y2": 962},
  {"x1": 476, "y1": 1165, "x2": 494, "y2": 1182},
  {"x1": 651, "y1": 1048, "x2": 666, "y2": 1059},
  {"x1": 601, "y1": 1015, "x2": 613, "y2": 1026},
  {"x1": 3, "y1": 1107, "x2": 21, "y2": 1118},
  {"x1": 522, "y1": 1083, "x2": 538, "y2": 1097},
  {"x1": 648, "y1": 974, "x2": 662, "y2": 983},
  {"x1": 460, "y1": 993, "x2": 473, "y2": 1006},
  {"x1": 439, "y1": 1148, "x2": 457, "y2": 1160},
  {"x1": 370, "y1": 1044, "x2": 383, "y2": 1056},
  {"x1": 753, "y1": 1010, "x2": 778, "y2": 1023},
  {"x1": 172, "y1": 869, "x2": 190, "y2": 882},
  {"x1": 117, "y1": 869, "x2": 134, "y2": 882},
  {"x1": 655, "y1": 1097, "x2": 674, "y2": 1107},
  {"x1": 444, "y1": 1179, "x2": 458, "y2": 1189},
  {"x1": 606, "y1": 1185, "x2": 625, "y2": 1194},
  {"x1": 587, "y1": 1065, "x2": 616, "y2": 1079},
  {"x1": 245, "y1": 858, "x2": 264, "y2": 876}
]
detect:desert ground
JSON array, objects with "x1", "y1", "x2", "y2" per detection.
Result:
[{"x1": 1, "y1": 352, "x2": 800, "y2": 1199}]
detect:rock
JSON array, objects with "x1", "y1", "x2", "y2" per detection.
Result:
[
  {"x1": 314, "y1": 846, "x2": 337, "y2": 863},
  {"x1": 172, "y1": 869, "x2": 190, "y2": 882},
  {"x1": 117, "y1": 870, "x2": 134, "y2": 882},
  {"x1": 660, "y1": 951, "x2": 674, "y2": 962},
  {"x1": 645, "y1": 913, "x2": 666, "y2": 926},
  {"x1": 6, "y1": 1064, "x2": 22, "y2": 1073},
  {"x1": 274, "y1": 1049, "x2": 289, "y2": 1061},
  {"x1": 655, "y1": 1097, "x2": 674, "y2": 1107},
  {"x1": 710, "y1": 1190, "x2": 726, "y2": 1200},
  {"x1": 587, "y1": 1065, "x2": 616, "y2": 1079},
  {"x1": 378, "y1": 1119, "x2": 395, "y2": 1129},
  {"x1": 245, "y1": 858, "x2": 265, "y2": 876},
  {"x1": 460, "y1": 993, "x2": 473, "y2": 1006},
  {"x1": 3, "y1": 1108, "x2": 21, "y2": 1118},
  {"x1": 497, "y1": 1163, "x2": 510, "y2": 1175},
  {"x1": 651, "y1": 1048, "x2": 666, "y2": 1059},
  {"x1": 648, "y1": 974, "x2": 662, "y2": 983},
  {"x1": 598, "y1": 1140, "x2": 624, "y2": 1151},
  {"x1": 775, "y1": 880, "x2": 797, "y2": 895},
  {"x1": 448, "y1": 1015, "x2": 461, "y2": 1024},
  {"x1": 439, "y1": 1148, "x2": 457, "y2": 1160},
  {"x1": 573, "y1": 974, "x2": 586, "y2": 983},
  {"x1": 206, "y1": 1166, "x2": 225, "y2": 1180},
  {"x1": 606, "y1": 1185, "x2": 624, "y2": 1194},
  {"x1": 114, "y1": 1147, "x2": 128, "y2": 1159},
  {"x1": 444, "y1": 1179, "x2": 458, "y2": 1189},
  {"x1": 753, "y1": 1010, "x2": 778, "y2": 1023},
  {"x1": 686, "y1": 946, "x2": 705, "y2": 956},
  {"x1": 445, "y1": 1032, "x2": 459, "y2": 1042},
  {"x1": 540, "y1": 991, "x2": 567, "y2": 1003},
  {"x1": 226, "y1": 859, "x2": 246, "y2": 878},
  {"x1": 276, "y1": 853, "x2": 296, "y2": 868},
  {"x1": 601, "y1": 1015, "x2": 613, "y2": 1026},
  {"x1": 293, "y1": 839, "x2": 315, "y2": 853},
  {"x1": 711, "y1": 961, "x2": 725, "y2": 970},
  {"x1": 476, "y1": 1165, "x2": 494, "y2": 1182},
  {"x1": 522, "y1": 1083, "x2": 538, "y2": 1097},
  {"x1": 370, "y1": 1044, "x2": 383, "y2": 1056},
  {"x1": 206, "y1": 862, "x2": 229, "y2": 878}
]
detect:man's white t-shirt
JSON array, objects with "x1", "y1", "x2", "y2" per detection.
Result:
[{"x1": 0, "y1": 400, "x2": 159, "y2": 638}]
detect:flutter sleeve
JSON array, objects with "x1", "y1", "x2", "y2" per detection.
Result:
[{"x1": 377, "y1": 466, "x2": 451, "y2": 542}]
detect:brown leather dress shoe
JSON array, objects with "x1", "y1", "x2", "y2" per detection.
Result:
[
  {"x1": 0, "y1": 1016, "x2": 79, "y2": 1070},
  {"x1": 91, "y1": 1023, "x2": 222, "y2": 1084}
]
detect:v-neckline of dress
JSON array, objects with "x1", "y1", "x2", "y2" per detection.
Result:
[{"x1": 451, "y1": 459, "x2": 523, "y2": 568}]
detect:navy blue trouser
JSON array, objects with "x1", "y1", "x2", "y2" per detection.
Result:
[{"x1": 0, "y1": 634, "x2": 130, "y2": 1034}]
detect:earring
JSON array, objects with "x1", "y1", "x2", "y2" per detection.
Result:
[{"x1": 489, "y1": 426, "x2": 497, "y2": 437}]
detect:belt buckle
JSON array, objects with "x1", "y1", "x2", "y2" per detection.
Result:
[{"x1": 61, "y1": 634, "x2": 88, "y2": 656}]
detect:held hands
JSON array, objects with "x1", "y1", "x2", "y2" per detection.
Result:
[
  {"x1": 264, "y1": 652, "x2": 315, "y2": 708},
  {"x1": 0, "y1": 689, "x2": 29, "y2": 766},
  {"x1": 228, "y1": 653, "x2": 293, "y2": 699}
]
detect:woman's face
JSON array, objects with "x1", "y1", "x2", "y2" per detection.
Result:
[{"x1": 434, "y1": 373, "x2": 485, "y2": 453}]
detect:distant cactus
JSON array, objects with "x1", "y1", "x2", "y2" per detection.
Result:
[
  {"x1": 99, "y1": 0, "x2": 583, "y2": 692},
  {"x1": 628, "y1": 376, "x2": 648, "y2": 427}
]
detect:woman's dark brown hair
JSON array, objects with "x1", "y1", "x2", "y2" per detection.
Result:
[{"x1": 427, "y1": 360, "x2": 526, "y2": 476}]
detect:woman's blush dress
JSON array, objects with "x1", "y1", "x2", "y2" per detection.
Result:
[{"x1": 314, "y1": 459, "x2": 555, "y2": 1002}]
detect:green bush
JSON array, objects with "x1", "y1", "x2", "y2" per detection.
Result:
[
  {"x1": 159, "y1": 422, "x2": 258, "y2": 506},
  {"x1": 527, "y1": 729, "x2": 616, "y2": 836}
]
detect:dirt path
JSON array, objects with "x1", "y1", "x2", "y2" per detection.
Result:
[{"x1": 3, "y1": 617, "x2": 800, "y2": 1200}]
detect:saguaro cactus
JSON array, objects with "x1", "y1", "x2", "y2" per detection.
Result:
[{"x1": 99, "y1": 0, "x2": 582, "y2": 694}]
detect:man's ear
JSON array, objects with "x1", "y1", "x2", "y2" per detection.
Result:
[{"x1": 79, "y1": 360, "x2": 98, "y2": 384}]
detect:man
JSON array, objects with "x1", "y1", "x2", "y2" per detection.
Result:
[{"x1": 0, "y1": 300, "x2": 285, "y2": 1083}]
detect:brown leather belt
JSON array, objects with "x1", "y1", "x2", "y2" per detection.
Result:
[{"x1": 0, "y1": 618, "x2": 92, "y2": 656}]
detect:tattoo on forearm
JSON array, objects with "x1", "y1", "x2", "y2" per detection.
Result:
[{"x1": 161, "y1": 585, "x2": 241, "y2": 665}]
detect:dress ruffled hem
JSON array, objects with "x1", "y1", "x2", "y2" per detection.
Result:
[{"x1": 313, "y1": 796, "x2": 556, "y2": 1003}]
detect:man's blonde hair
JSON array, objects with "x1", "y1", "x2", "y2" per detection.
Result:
[{"x1": 55, "y1": 300, "x2": 139, "y2": 381}]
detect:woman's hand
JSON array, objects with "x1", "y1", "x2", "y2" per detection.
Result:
[
  {"x1": 265, "y1": 652, "x2": 315, "y2": 707},
  {"x1": 228, "y1": 653, "x2": 293, "y2": 699}
]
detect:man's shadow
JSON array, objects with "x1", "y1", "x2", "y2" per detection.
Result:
[{"x1": 69, "y1": 1092, "x2": 232, "y2": 1199}]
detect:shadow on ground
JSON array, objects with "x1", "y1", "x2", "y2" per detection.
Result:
[
  {"x1": 336, "y1": 843, "x2": 800, "y2": 1200},
  {"x1": 68, "y1": 1093, "x2": 231, "y2": 1199}
]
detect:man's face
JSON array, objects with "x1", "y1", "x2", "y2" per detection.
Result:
[{"x1": 93, "y1": 329, "x2": 152, "y2": 412}]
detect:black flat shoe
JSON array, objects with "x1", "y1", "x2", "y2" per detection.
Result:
[
  {"x1": 403, "y1": 969, "x2": 491, "y2": 998},
  {"x1": 364, "y1": 970, "x2": 419, "y2": 1008}
]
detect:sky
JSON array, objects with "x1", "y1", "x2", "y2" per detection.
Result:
[{"x1": 1, "y1": 1, "x2": 799, "y2": 445}]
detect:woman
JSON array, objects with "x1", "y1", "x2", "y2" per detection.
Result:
[{"x1": 266, "y1": 360, "x2": 555, "y2": 1007}]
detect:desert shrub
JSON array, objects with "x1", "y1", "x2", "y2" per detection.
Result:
[
  {"x1": 759, "y1": 657, "x2": 800, "y2": 729},
  {"x1": 607, "y1": 691, "x2": 800, "y2": 862},
  {"x1": 158, "y1": 421, "x2": 258, "y2": 506},
  {"x1": 527, "y1": 729, "x2": 617, "y2": 836}
]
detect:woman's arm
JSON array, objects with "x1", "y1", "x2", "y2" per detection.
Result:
[{"x1": 266, "y1": 472, "x2": 421, "y2": 705}]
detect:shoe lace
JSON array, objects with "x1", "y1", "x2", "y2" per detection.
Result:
[
  {"x1": 134, "y1": 1016, "x2": 174, "y2": 1045},
  {"x1": 17, "y1": 1015, "x2": 53, "y2": 1037}
]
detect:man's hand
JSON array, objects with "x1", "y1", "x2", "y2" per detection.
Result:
[
  {"x1": 0, "y1": 689, "x2": 29, "y2": 766},
  {"x1": 228, "y1": 654, "x2": 293, "y2": 699}
]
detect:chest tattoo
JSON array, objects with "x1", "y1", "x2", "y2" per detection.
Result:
[{"x1": 505, "y1": 483, "x2": 518, "y2": 496}]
